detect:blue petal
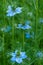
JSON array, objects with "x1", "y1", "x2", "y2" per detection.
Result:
[
  {"x1": 11, "y1": 53, "x2": 16, "y2": 57},
  {"x1": 7, "y1": 11, "x2": 16, "y2": 16},
  {"x1": 11, "y1": 57, "x2": 16, "y2": 62},
  {"x1": 7, "y1": 5, "x2": 12, "y2": 13},
  {"x1": 11, "y1": 50, "x2": 18, "y2": 57},
  {"x1": 21, "y1": 25, "x2": 31, "y2": 30},
  {"x1": 15, "y1": 7, "x2": 22, "y2": 14},
  {"x1": 17, "y1": 24, "x2": 22, "y2": 29},
  {"x1": 16, "y1": 57, "x2": 23, "y2": 64},
  {"x1": 20, "y1": 52, "x2": 27, "y2": 59}
]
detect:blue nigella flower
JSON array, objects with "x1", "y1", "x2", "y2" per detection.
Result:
[
  {"x1": 6, "y1": 6, "x2": 22, "y2": 16},
  {"x1": 21, "y1": 24, "x2": 31, "y2": 30},
  {"x1": 36, "y1": 51, "x2": 43, "y2": 58},
  {"x1": 6, "y1": 5, "x2": 16, "y2": 16},
  {"x1": 1, "y1": 26, "x2": 11, "y2": 32},
  {"x1": 25, "y1": 33, "x2": 31, "y2": 39},
  {"x1": 10, "y1": 50, "x2": 27, "y2": 64},
  {"x1": 16, "y1": 23, "x2": 31, "y2": 30},
  {"x1": 4, "y1": 26, "x2": 11, "y2": 32},
  {"x1": 15, "y1": 7, "x2": 22, "y2": 14}
]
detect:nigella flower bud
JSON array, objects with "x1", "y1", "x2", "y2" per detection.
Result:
[
  {"x1": 1, "y1": 26, "x2": 11, "y2": 32},
  {"x1": 39, "y1": 18, "x2": 43, "y2": 23},
  {"x1": 25, "y1": 20, "x2": 31, "y2": 25},
  {"x1": 25, "y1": 33, "x2": 31, "y2": 39},
  {"x1": 36, "y1": 51, "x2": 43, "y2": 58}
]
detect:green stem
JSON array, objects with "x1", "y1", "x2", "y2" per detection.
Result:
[
  {"x1": 38, "y1": 60, "x2": 41, "y2": 65},
  {"x1": 12, "y1": 17, "x2": 15, "y2": 51},
  {"x1": 2, "y1": 33, "x2": 5, "y2": 65},
  {"x1": 35, "y1": 0, "x2": 38, "y2": 48},
  {"x1": 2, "y1": 0, "x2": 6, "y2": 65},
  {"x1": 22, "y1": 31, "x2": 25, "y2": 50}
]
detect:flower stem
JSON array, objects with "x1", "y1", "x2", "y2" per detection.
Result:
[
  {"x1": 2, "y1": 0, "x2": 6, "y2": 65},
  {"x1": 11, "y1": 17, "x2": 15, "y2": 51},
  {"x1": 22, "y1": 30, "x2": 25, "y2": 50},
  {"x1": 35, "y1": 0, "x2": 38, "y2": 48}
]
